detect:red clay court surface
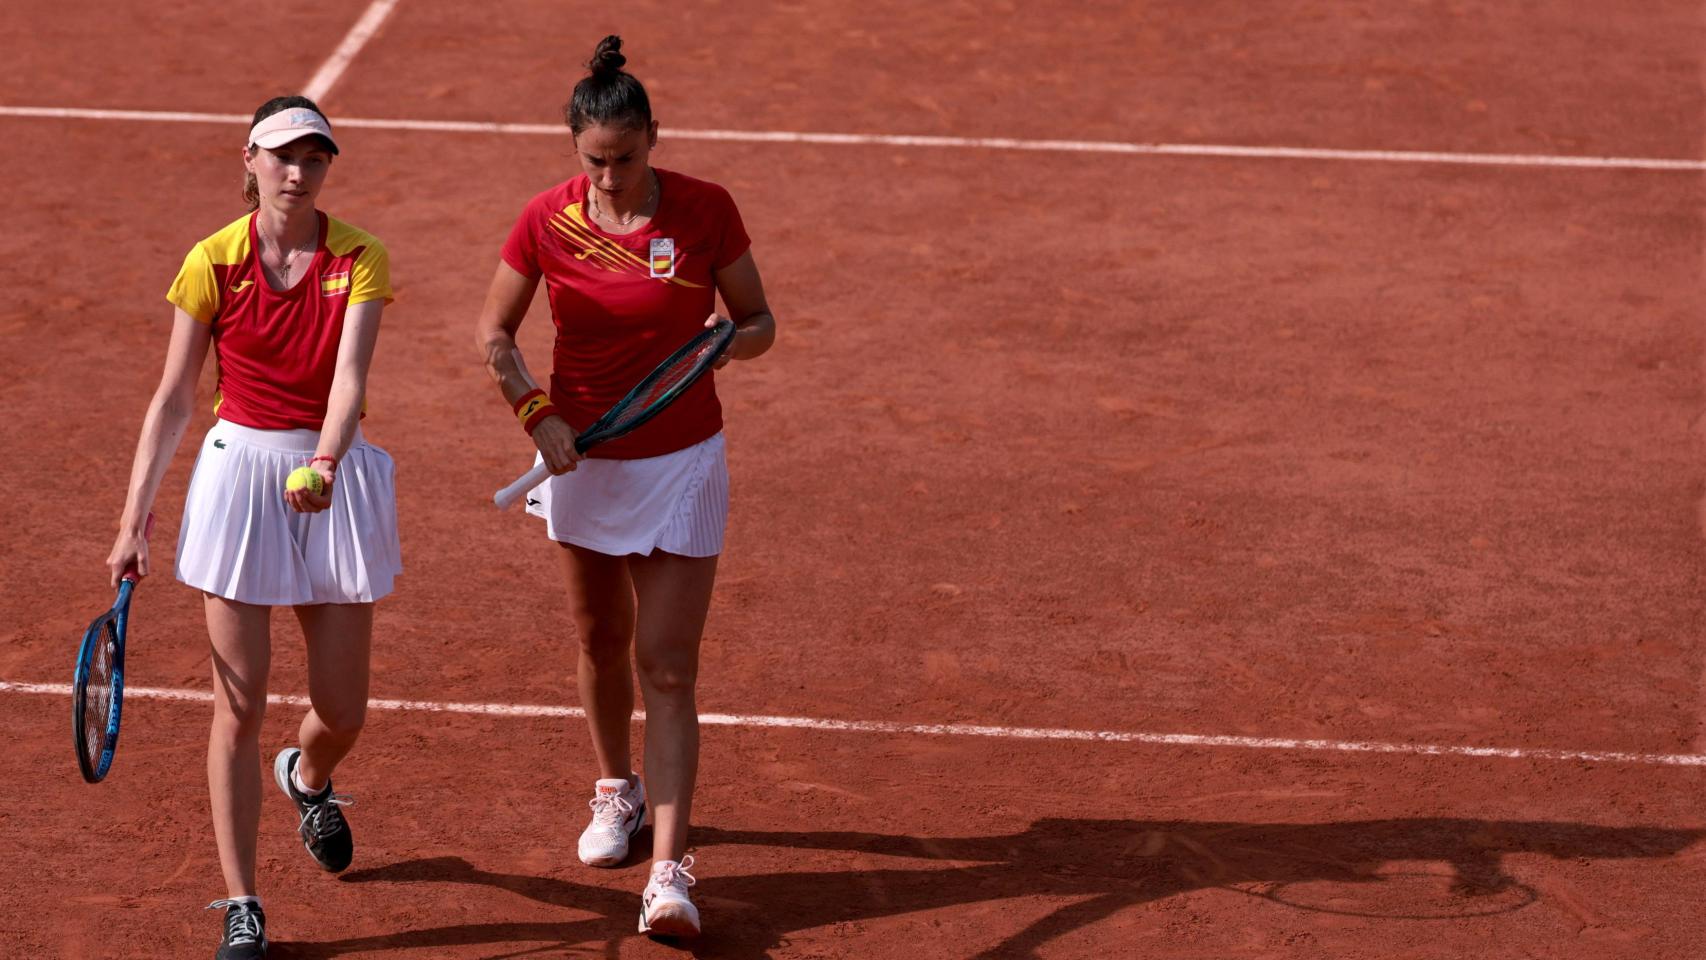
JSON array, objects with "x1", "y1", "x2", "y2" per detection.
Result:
[{"x1": 3, "y1": 1, "x2": 1705, "y2": 957}]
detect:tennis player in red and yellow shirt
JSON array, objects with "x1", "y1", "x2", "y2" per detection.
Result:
[
  {"x1": 106, "y1": 97, "x2": 396, "y2": 960},
  {"x1": 475, "y1": 36, "x2": 776, "y2": 940}
]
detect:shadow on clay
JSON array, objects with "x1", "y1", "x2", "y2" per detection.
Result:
[{"x1": 276, "y1": 816, "x2": 1702, "y2": 959}]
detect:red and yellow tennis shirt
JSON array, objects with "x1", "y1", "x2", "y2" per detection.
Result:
[
  {"x1": 500, "y1": 168, "x2": 750, "y2": 459},
  {"x1": 167, "y1": 212, "x2": 392, "y2": 430}
]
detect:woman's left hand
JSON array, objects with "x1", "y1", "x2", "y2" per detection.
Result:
[
  {"x1": 708, "y1": 313, "x2": 737, "y2": 369},
  {"x1": 708, "y1": 252, "x2": 775, "y2": 370},
  {"x1": 285, "y1": 462, "x2": 336, "y2": 514}
]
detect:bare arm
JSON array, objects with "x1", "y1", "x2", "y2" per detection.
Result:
[
  {"x1": 106, "y1": 308, "x2": 213, "y2": 584},
  {"x1": 474, "y1": 261, "x2": 582, "y2": 473},
  {"x1": 289, "y1": 297, "x2": 385, "y2": 512},
  {"x1": 709, "y1": 250, "x2": 776, "y2": 367}
]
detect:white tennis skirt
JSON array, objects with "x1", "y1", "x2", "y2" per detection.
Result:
[
  {"x1": 176, "y1": 420, "x2": 402, "y2": 605},
  {"x1": 525, "y1": 432, "x2": 727, "y2": 557}
]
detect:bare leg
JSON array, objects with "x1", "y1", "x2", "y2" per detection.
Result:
[
  {"x1": 293, "y1": 602, "x2": 373, "y2": 791},
  {"x1": 204, "y1": 595, "x2": 272, "y2": 898},
  {"x1": 628, "y1": 550, "x2": 718, "y2": 863},
  {"x1": 557, "y1": 543, "x2": 639, "y2": 783}
]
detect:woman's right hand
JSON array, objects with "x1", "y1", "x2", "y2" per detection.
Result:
[
  {"x1": 532, "y1": 416, "x2": 585, "y2": 474},
  {"x1": 105, "y1": 528, "x2": 149, "y2": 588}
]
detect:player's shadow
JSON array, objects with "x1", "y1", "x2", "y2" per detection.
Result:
[{"x1": 277, "y1": 817, "x2": 1701, "y2": 959}]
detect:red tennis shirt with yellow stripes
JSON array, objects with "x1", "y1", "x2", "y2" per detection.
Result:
[
  {"x1": 500, "y1": 168, "x2": 750, "y2": 459},
  {"x1": 166, "y1": 212, "x2": 393, "y2": 429}
]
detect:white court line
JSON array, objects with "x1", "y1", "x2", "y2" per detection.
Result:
[
  {"x1": 6, "y1": 679, "x2": 1705, "y2": 768},
  {"x1": 2, "y1": 105, "x2": 1703, "y2": 172},
  {"x1": 302, "y1": 0, "x2": 401, "y2": 102}
]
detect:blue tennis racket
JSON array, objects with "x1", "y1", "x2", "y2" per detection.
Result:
[
  {"x1": 74, "y1": 513, "x2": 153, "y2": 783},
  {"x1": 494, "y1": 318, "x2": 736, "y2": 509}
]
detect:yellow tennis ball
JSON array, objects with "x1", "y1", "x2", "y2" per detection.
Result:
[{"x1": 285, "y1": 466, "x2": 325, "y2": 496}]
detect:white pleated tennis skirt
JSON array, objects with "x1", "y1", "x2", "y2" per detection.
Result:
[
  {"x1": 176, "y1": 421, "x2": 402, "y2": 605},
  {"x1": 525, "y1": 433, "x2": 727, "y2": 557}
]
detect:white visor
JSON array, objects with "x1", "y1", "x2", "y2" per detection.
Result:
[{"x1": 248, "y1": 108, "x2": 339, "y2": 154}]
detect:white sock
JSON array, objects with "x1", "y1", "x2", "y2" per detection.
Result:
[
  {"x1": 229, "y1": 895, "x2": 261, "y2": 908},
  {"x1": 293, "y1": 766, "x2": 325, "y2": 797}
]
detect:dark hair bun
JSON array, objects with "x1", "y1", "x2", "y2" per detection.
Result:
[
  {"x1": 565, "y1": 34, "x2": 651, "y2": 134},
  {"x1": 589, "y1": 35, "x2": 626, "y2": 77}
]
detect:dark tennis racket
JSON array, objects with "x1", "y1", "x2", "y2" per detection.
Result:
[
  {"x1": 494, "y1": 318, "x2": 737, "y2": 509},
  {"x1": 74, "y1": 513, "x2": 153, "y2": 783}
]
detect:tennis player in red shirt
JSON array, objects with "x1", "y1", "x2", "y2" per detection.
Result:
[
  {"x1": 475, "y1": 36, "x2": 776, "y2": 939},
  {"x1": 106, "y1": 96, "x2": 397, "y2": 960}
]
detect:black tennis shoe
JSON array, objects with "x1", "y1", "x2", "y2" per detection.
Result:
[
  {"x1": 272, "y1": 747, "x2": 355, "y2": 872},
  {"x1": 207, "y1": 898, "x2": 266, "y2": 959}
]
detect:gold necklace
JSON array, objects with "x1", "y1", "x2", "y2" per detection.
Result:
[
  {"x1": 590, "y1": 173, "x2": 657, "y2": 226},
  {"x1": 256, "y1": 215, "x2": 312, "y2": 285}
]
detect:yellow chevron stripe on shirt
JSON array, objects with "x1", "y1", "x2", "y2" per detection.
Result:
[{"x1": 550, "y1": 204, "x2": 703, "y2": 288}]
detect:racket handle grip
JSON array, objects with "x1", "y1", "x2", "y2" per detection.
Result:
[
  {"x1": 494, "y1": 463, "x2": 552, "y2": 510},
  {"x1": 120, "y1": 512, "x2": 156, "y2": 582}
]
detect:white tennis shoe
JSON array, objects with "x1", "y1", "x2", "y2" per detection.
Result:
[
  {"x1": 639, "y1": 855, "x2": 700, "y2": 937},
  {"x1": 577, "y1": 776, "x2": 646, "y2": 867}
]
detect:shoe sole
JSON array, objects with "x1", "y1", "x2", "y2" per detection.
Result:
[
  {"x1": 638, "y1": 902, "x2": 699, "y2": 937},
  {"x1": 272, "y1": 747, "x2": 299, "y2": 800},
  {"x1": 580, "y1": 800, "x2": 647, "y2": 868}
]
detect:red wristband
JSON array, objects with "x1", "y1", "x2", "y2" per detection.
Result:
[
  {"x1": 308, "y1": 455, "x2": 338, "y2": 472},
  {"x1": 514, "y1": 389, "x2": 558, "y2": 435},
  {"x1": 523, "y1": 405, "x2": 558, "y2": 435},
  {"x1": 512, "y1": 388, "x2": 547, "y2": 416}
]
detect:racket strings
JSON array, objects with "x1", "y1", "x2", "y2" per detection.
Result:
[
  {"x1": 610, "y1": 343, "x2": 719, "y2": 431},
  {"x1": 85, "y1": 627, "x2": 117, "y2": 755},
  {"x1": 83, "y1": 715, "x2": 104, "y2": 762}
]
